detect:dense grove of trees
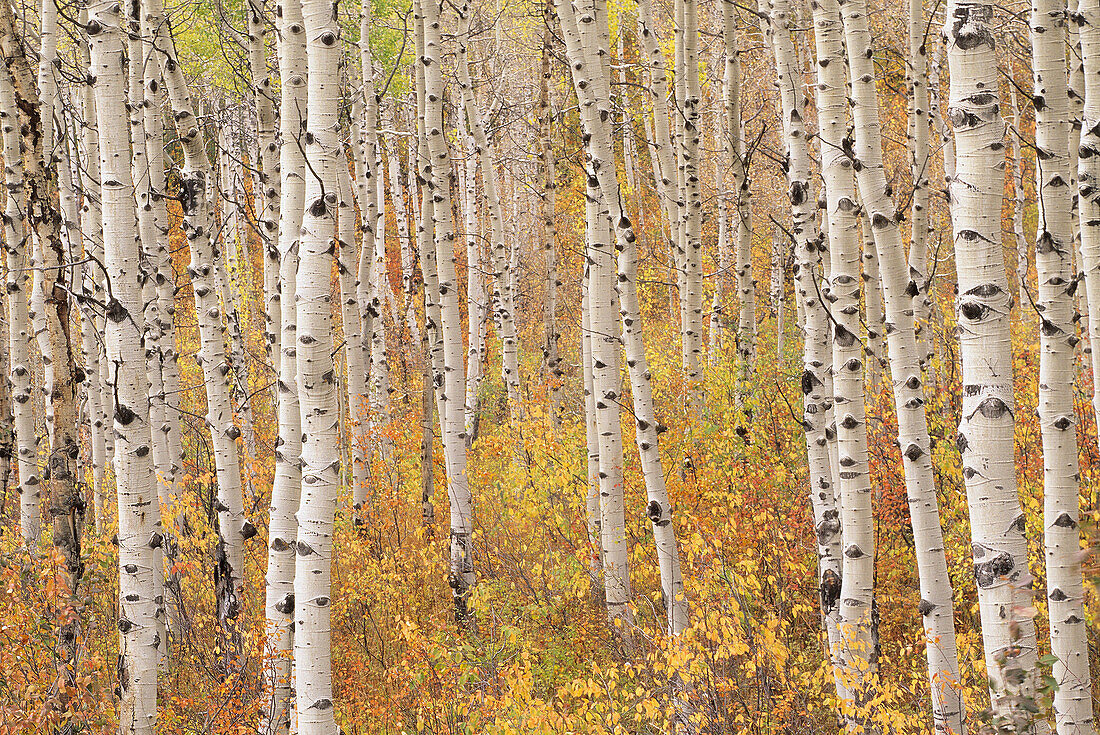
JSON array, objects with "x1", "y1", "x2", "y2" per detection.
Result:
[{"x1": 0, "y1": 0, "x2": 1098, "y2": 732}]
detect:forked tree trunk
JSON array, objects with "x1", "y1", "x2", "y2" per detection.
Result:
[{"x1": 944, "y1": 0, "x2": 1044, "y2": 729}]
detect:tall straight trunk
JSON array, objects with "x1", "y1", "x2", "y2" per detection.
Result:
[
  {"x1": 1069, "y1": 0, "x2": 1088, "y2": 324},
  {"x1": 809, "y1": 0, "x2": 868, "y2": 711},
  {"x1": 418, "y1": 0, "x2": 474, "y2": 624},
  {"x1": 295, "y1": 0, "x2": 342, "y2": 731},
  {"x1": 759, "y1": 0, "x2": 842, "y2": 692},
  {"x1": 456, "y1": 7, "x2": 521, "y2": 418},
  {"x1": 147, "y1": 0, "x2": 250, "y2": 653},
  {"x1": 1012, "y1": 85, "x2": 1032, "y2": 311},
  {"x1": 674, "y1": 0, "x2": 704, "y2": 402},
  {"x1": 710, "y1": 116, "x2": 729, "y2": 365},
  {"x1": 538, "y1": 6, "x2": 562, "y2": 428},
  {"x1": 78, "y1": 23, "x2": 110, "y2": 531},
  {"x1": 261, "y1": 0, "x2": 305, "y2": 729},
  {"x1": 719, "y1": 6, "x2": 755, "y2": 380},
  {"x1": 580, "y1": 264, "x2": 603, "y2": 592},
  {"x1": 247, "y1": 0, "x2": 280, "y2": 378},
  {"x1": 126, "y1": 1, "x2": 168, "y2": 665},
  {"x1": 368, "y1": 146, "x2": 391, "y2": 439},
  {"x1": 140, "y1": 3, "x2": 185, "y2": 637},
  {"x1": 908, "y1": 0, "x2": 934, "y2": 375},
  {"x1": 87, "y1": 2, "x2": 159, "y2": 730},
  {"x1": 839, "y1": 0, "x2": 965, "y2": 729},
  {"x1": 1032, "y1": 2, "x2": 1095, "y2": 732},
  {"x1": 0, "y1": 58, "x2": 38, "y2": 547},
  {"x1": 386, "y1": 136, "x2": 420, "y2": 349},
  {"x1": 462, "y1": 139, "x2": 487, "y2": 443},
  {"x1": 944, "y1": 0, "x2": 1044, "y2": 729}
]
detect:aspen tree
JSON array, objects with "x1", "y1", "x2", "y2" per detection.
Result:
[
  {"x1": 719, "y1": 2, "x2": 755, "y2": 380},
  {"x1": 837, "y1": 0, "x2": 965, "y2": 728},
  {"x1": 87, "y1": 2, "x2": 160, "y2": 729},
  {"x1": 456, "y1": 5, "x2": 521, "y2": 418},
  {"x1": 907, "y1": 0, "x2": 934, "y2": 374},
  {"x1": 0, "y1": 0, "x2": 83, "y2": 625},
  {"x1": 809, "y1": 0, "x2": 868, "y2": 709},
  {"x1": 538, "y1": 4, "x2": 562, "y2": 427},
  {"x1": 759, "y1": 0, "x2": 843, "y2": 656},
  {"x1": 147, "y1": 0, "x2": 251, "y2": 652},
  {"x1": 1011, "y1": 86, "x2": 1031, "y2": 310},
  {"x1": 943, "y1": 0, "x2": 1044, "y2": 727},
  {"x1": 78, "y1": 19, "x2": 112, "y2": 530},
  {"x1": 675, "y1": 0, "x2": 704, "y2": 402},
  {"x1": 1034, "y1": 0, "x2": 1098, "y2": 730},
  {"x1": 418, "y1": 0, "x2": 475, "y2": 623},
  {"x1": 554, "y1": 0, "x2": 633, "y2": 631},
  {"x1": 0, "y1": 58, "x2": 38, "y2": 548},
  {"x1": 125, "y1": 1, "x2": 168, "y2": 662},
  {"x1": 295, "y1": 0, "x2": 342, "y2": 729},
  {"x1": 462, "y1": 139, "x2": 488, "y2": 443},
  {"x1": 246, "y1": 0, "x2": 280, "y2": 376},
  {"x1": 261, "y1": 0, "x2": 306, "y2": 728},
  {"x1": 340, "y1": 131, "x2": 369, "y2": 507}
]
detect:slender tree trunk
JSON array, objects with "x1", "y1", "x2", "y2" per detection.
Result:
[
  {"x1": 1031, "y1": 2, "x2": 1096, "y2": 732},
  {"x1": 261, "y1": 0, "x2": 305, "y2": 729},
  {"x1": 294, "y1": 0, "x2": 342, "y2": 731},
  {"x1": 246, "y1": 0, "x2": 280, "y2": 379},
  {"x1": 760, "y1": 0, "x2": 844, "y2": 698},
  {"x1": 810, "y1": 0, "x2": 870, "y2": 712},
  {"x1": 538, "y1": 7, "x2": 562, "y2": 428},
  {"x1": 147, "y1": 0, "x2": 251, "y2": 659},
  {"x1": 88, "y1": 2, "x2": 160, "y2": 730},
  {"x1": 456, "y1": 7, "x2": 521, "y2": 419},
  {"x1": 1012, "y1": 84, "x2": 1032, "y2": 313},
  {"x1": 907, "y1": 0, "x2": 934, "y2": 376},
  {"x1": 418, "y1": 0, "x2": 475, "y2": 625},
  {"x1": 944, "y1": 0, "x2": 1044, "y2": 729},
  {"x1": 0, "y1": 59, "x2": 38, "y2": 548},
  {"x1": 462, "y1": 138, "x2": 487, "y2": 444},
  {"x1": 837, "y1": 0, "x2": 966, "y2": 729}
]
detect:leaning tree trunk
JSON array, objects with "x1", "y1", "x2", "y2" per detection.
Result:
[
  {"x1": 1032, "y1": 1, "x2": 1097, "y2": 732},
  {"x1": 261, "y1": 0, "x2": 305, "y2": 729},
  {"x1": 419, "y1": 0, "x2": 475, "y2": 625},
  {"x1": 838, "y1": 0, "x2": 966, "y2": 729},
  {"x1": 87, "y1": 2, "x2": 160, "y2": 730},
  {"x1": 147, "y1": 0, "x2": 251, "y2": 659},
  {"x1": 294, "y1": 0, "x2": 342, "y2": 731},
  {"x1": 944, "y1": 0, "x2": 1045, "y2": 729}
]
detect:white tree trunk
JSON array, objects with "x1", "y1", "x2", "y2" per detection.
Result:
[
  {"x1": 1032, "y1": 2, "x2": 1096, "y2": 732},
  {"x1": 419, "y1": 0, "x2": 474, "y2": 624},
  {"x1": 944, "y1": 0, "x2": 1045, "y2": 728},
  {"x1": 87, "y1": 2, "x2": 159, "y2": 729},
  {"x1": 294, "y1": 0, "x2": 342, "y2": 731},
  {"x1": 148, "y1": 0, "x2": 251, "y2": 645},
  {"x1": 456, "y1": 9, "x2": 521, "y2": 418},
  {"x1": 262, "y1": 0, "x2": 305, "y2": 728},
  {"x1": 0, "y1": 59, "x2": 38, "y2": 547},
  {"x1": 809, "y1": 0, "x2": 871, "y2": 710},
  {"x1": 838, "y1": 0, "x2": 966, "y2": 729},
  {"x1": 462, "y1": 139, "x2": 488, "y2": 442},
  {"x1": 760, "y1": 0, "x2": 844, "y2": 695}
]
